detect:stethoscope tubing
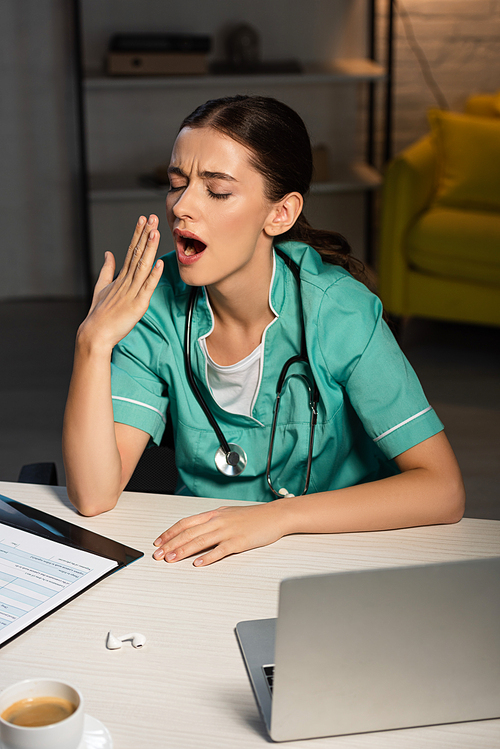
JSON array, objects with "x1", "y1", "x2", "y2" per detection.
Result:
[
  {"x1": 184, "y1": 286, "x2": 233, "y2": 456},
  {"x1": 183, "y1": 249, "x2": 320, "y2": 493},
  {"x1": 266, "y1": 361, "x2": 319, "y2": 497}
]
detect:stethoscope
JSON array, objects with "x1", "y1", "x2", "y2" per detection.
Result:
[{"x1": 184, "y1": 248, "x2": 320, "y2": 498}]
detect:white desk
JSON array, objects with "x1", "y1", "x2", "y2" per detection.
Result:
[{"x1": 1, "y1": 481, "x2": 499, "y2": 749}]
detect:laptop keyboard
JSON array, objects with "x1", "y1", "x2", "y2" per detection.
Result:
[{"x1": 263, "y1": 664, "x2": 275, "y2": 694}]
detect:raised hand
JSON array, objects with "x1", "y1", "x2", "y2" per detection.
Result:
[{"x1": 81, "y1": 215, "x2": 163, "y2": 350}]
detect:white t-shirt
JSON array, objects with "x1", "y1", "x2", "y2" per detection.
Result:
[{"x1": 200, "y1": 339, "x2": 262, "y2": 418}]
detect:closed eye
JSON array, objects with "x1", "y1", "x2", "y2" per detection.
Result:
[{"x1": 208, "y1": 189, "x2": 231, "y2": 200}]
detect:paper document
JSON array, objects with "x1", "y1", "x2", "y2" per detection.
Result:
[{"x1": 0, "y1": 523, "x2": 117, "y2": 645}]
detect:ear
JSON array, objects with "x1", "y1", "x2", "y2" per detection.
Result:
[{"x1": 264, "y1": 192, "x2": 303, "y2": 237}]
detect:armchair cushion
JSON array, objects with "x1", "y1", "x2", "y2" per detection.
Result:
[
  {"x1": 428, "y1": 109, "x2": 500, "y2": 212},
  {"x1": 407, "y1": 206, "x2": 500, "y2": 286}
]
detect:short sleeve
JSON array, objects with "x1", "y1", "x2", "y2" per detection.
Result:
[
  {"x1": 318, "y1": 278, "x2": 443, "y2": 459},
  {"x1": 345, "y1": 300, "x2": 443, "y2": 458},
  {"x1": 111, "y1": 315, "x2": 170, "y2": 445}
]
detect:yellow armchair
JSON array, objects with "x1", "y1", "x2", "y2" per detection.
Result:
[{"x1": 378, "y1": 94, "x2": 500, "y2": 327}]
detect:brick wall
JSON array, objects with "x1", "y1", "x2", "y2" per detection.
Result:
[{"x1": 379, "y1": 0, "x2": 500, "y2": 156}]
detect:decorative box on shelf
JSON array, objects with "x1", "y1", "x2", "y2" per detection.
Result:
[{"x1": 107, "y1": 33, "x2": 211, "y2": 76}]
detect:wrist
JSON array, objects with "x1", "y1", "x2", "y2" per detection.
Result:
[
  {"x1": 75, "y1": 322, "x2": 114, "y2": 360},
  {"x1": 270, "y1": 495, "x2": 303, "y2": 536}
]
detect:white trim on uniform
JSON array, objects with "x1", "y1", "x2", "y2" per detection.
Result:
[
  {"x1": 373, "y1": 406, "x2": 432, "y2": 443},
  {"x1": 195, "y1": 253, "x2": 278, "y2": 427},
  {"x1": 112, "y1": 396, "x2": 167, "y2": 424}
]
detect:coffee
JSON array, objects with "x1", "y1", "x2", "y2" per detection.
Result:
[{"x1": 1, "y1": 697, "x2": 76, "y2": 727}]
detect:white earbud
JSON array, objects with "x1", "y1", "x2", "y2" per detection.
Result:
[
  {"x1": 106, "y1": 631, "x2": 146, "y2": 650},
  {"x1": 106, "y1": 632, "x2": 122, "y2": 650}
]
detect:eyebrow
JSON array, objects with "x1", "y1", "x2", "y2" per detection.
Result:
[
  {"x1": 167, "y1": 166, "x2": 237, "y2": 182},
  {"x1": 200, "y1": 170, "x2": 237, "y2": 182}
]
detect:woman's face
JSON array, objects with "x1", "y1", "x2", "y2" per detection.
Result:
[{"x1": 166, "y1": 126, "x2": 276, "y2": 289}]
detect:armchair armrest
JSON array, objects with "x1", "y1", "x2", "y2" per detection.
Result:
[
  {"x1": 465, "y1": 93, "x2": 500, "y2": 118},
  {"x1": 378, "y1": 135, "x2": 437, "y2": 314}
]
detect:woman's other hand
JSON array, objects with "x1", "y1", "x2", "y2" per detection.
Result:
[
  {"x1": 150, "y1": 431, "x2": 464, "y2": 567},
  {"x1": 80, "y1": 215, "x2": 163, "y2": 351},
  {"x1": 152, "y1": 501, "x2": 292, "y2": 567}
]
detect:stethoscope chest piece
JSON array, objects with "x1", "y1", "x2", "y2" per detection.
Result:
[{"x1": 215, "y1": 444, "x2": 247, "y2": 477}]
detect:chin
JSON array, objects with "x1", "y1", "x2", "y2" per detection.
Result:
[{"x1": 177, "y1": 260, "x2": 211, "y2": 287}]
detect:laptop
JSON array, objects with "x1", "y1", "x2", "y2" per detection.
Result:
[{"x1": 235, "y1": 557, "x2": 500, "y2": 742}]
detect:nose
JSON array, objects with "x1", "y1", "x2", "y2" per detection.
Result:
[{"x1": 170, "y1": 183, "x2": 198, "y2": 221}]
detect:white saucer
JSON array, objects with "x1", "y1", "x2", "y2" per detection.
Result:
[
  {"x1": 78, "y1": 714, "x2": 113, "y2": 749},
  {"x1": 0, "y1": 716, "x2": 112, "y2": 749}
]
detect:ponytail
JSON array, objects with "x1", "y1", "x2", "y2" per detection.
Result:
[{"x1": 283, "y1": 213, "x2": 376, "y2": 292}]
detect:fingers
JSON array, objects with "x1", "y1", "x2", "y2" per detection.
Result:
[
  {"x1": 130, "y1": 231, "x2": 162, "y2": 302},
  {"x1": 77, "y1": 214, "x2": 163, "y2": 350},
  {"x1": 91, "y1": 252, "x2": 116, "y2": 308},
  {"x1": 122, "y1": 215, "x2": 159, "y2": 283},
  {"x1": 121, "y1": 216, "x2": 148, "y2": 275},
  {"x1": 152, "y1": 510, "x2": 231, "y2": 565},
  {"x1": 97, "y1": 251, "x2": 116, "y2": 288},
  {"x1": 139, "y1": 256, "x2": 163, "y2": 298},
  {"x1": 153, "y1": 511, "x2": 218, "y2": 548},
  {"x1": 192, "y1": 543, "x2": 233, "y2": 567},
  {"x1": 156, "y1": 530, "x2": 224, "y2": 564}
]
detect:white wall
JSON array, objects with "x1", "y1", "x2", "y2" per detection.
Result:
[
  {"x1": 379, "y1": 0, "x2": 500, "y2": 157},
  {"x1": 0, "y1": 1, "x2": 85, "y2": 300},
  {"x1": 3, "y1": 1, "x2": 498, "y2": 299}
]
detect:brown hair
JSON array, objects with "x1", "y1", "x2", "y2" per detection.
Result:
[{"x1": 179, "y1": 95, "x2": 371, "y2": 287}]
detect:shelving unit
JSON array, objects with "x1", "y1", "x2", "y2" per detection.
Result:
[
  {"x1": 75, "y1": 1, "x2": 387, "y2": 288},
  {"x1": 88, "y1": 63, "x2": 384, "y2": 203},
  {"x1": 85, "y1": 60, "x2": 384, "y2": 91},
  {"x1": 90, "y1": 161, "x2": 382, "y2": 204}
]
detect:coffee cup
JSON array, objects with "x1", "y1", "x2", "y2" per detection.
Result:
[{"x1": 0, "y1": 679, "x2": 84, "y2": 749}]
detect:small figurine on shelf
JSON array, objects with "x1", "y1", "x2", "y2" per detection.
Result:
[
  {"x1": 210, "y1": 23, "x2": 301, "y2": 75},
  {"x1": 225, "y1": 23, "x2": 261, "y2": 71}
]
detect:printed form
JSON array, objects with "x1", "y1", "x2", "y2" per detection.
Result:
[{"x1": 0, "y1": 523, "x2": 117, "y2": 645}]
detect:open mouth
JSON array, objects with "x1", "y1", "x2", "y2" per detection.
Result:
[
  {"x1": 175, "y1": 230, "x2": 207, "y2": 259},
  {"x1": 183, "y1": 238, "x2": 206, "y2": 256}
]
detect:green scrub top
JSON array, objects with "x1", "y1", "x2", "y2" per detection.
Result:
[{"x1": 111, "y1": 241, "x2": 443, "y2": 501}]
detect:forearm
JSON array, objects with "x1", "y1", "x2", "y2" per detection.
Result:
[
  {"x1": 153, "y1": 434, "x2": 465, "y2": 568},
  {"x1": 63, "y1": 215, "x2": 162, "y2": 515},
  {"x1": 280, "y1": 464, "x2": 465, "y2": 537},
  {"x1": 62, "y1": 331, "x2": 123, "y2": 516}
]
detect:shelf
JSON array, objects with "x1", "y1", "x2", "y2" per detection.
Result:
[
  {"x1": 84, "y1": 59, "x2": 386, "y2": 91},
  {"x1": 90, "y1": 176, "x2": 166, "y2": 202},
  {"x1": 310, "y1": 163, "x2": 382, "y2": 194},
  {"x1": 89, "y1": 164, "x2": 382, "y2": 203}
]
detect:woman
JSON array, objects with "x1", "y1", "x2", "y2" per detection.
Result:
[{"x1": 63, "y1": 95, "x2": 465, "y2": 566}]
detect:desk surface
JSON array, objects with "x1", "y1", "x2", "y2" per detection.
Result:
[{"x1": 0, "y1": 481, "x2": 499, "y2": 749}]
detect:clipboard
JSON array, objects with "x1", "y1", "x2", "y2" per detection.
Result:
[{"x1": 0, "y1": 495, "x2": 143, "y2": 648}]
